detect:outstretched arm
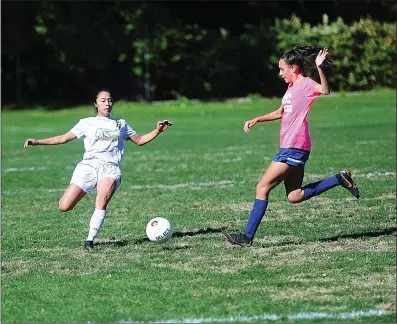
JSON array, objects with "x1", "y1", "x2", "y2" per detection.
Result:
[
  {"x1": 129, "y1": 120, "x2": 173, "y2": 146},
  {"x1": 243, "y1": 105, "x2": 283, "y2": 133},
  {"x1": 314, "y1": 48, "x2": 330, "y2": 95},
  {"x1": 24, "y1": 131, "x2": 77, "y2": 148}
]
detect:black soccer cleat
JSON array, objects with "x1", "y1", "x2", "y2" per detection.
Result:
[
  {"x1": 336, "y1": 168, "x2": 360, "y2": 199},
  {"x1": 84, "y1": 240, "x2": 94, "y2": 252},
  {"x1": 222, "y1": 231, "x2": 253, "y2": 247}
]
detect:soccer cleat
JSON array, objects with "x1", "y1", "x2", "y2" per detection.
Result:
[
  {"x1": 222, "y1": 231, "x2": 252, "y2": 247},
  {"x1": 336, "y1": 168, "x2": 360, "y2": 199},
  {"x1": 84, "y1": 240, "x2": 94, "y2": 252}
]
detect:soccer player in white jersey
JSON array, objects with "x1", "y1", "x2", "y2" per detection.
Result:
[{"x1": 24, "y1": 89, "x2": 173, "y2": 251}]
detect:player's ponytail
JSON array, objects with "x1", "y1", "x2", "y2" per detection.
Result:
[{"x1": 281, "y1": 45, "x2": 332, "y2": 77}]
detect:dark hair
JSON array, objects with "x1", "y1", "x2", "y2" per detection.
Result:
[
  {"x1": 281, "y1": 45, "x2": 332, "y2": 77},
  {"x1": 93, "y1": 88, "x2": 112, "y2": 113}
]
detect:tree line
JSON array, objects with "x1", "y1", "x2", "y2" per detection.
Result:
[{"x1": 2, "y1": 1, "x2": 396, "y2": 109}]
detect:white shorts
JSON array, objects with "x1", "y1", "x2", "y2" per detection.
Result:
[{"x1": 70, "y1": 160, "x2": 122, "y2": 193}]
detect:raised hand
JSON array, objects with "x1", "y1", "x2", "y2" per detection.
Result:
[{"x1": 315, "y1": 48, "x2": 328, "y2": 67}]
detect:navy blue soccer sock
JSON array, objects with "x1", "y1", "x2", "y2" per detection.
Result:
[
  {"x1": 302, "y1": 175, "x2": 340, "y2": 200},
  {"x1": 245, "y1": 199, "x2": 268, "y2": 239}
]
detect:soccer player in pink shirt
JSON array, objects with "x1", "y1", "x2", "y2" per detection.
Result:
[{"x1": 222, "y1": 45, "x2": 360, "y2": 247}]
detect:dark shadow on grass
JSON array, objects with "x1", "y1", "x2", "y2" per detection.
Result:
[
  {"x1": 132, "y1": 227, "x2": 227, "y2": 245},
  {"x1": 162, "y1": 245, "x2": 191, "y2": 251},
  {"x1": 133, "y1": 237, "x2": 151, "y2": 244},
  {"x1": 95, "y1": 239, "x2": 128, "y2": 247},
  {"x1": 318, "y1": 227, "x2": 397, "y2": 242},
  {"x1": 172, "y1": 227, "x2": 227, "y2": 238},
  {"x1": 256, "y1": 227, "x2": 397, "y2": 248}
]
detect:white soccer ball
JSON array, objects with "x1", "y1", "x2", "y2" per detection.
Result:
[{"x1": 146, "y1": 217, "x2": 173, "y2": 243}]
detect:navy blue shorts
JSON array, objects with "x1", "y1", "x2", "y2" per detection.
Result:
[{"x1": 272, "y1": 148, "x2": 310, "y2": 167}]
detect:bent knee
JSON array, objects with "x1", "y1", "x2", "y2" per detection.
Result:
[
  {"x1": 59, "y1": 200, "x2": 74, "y2": 212},
  {"x1": 287, "y1": 191, "x2": 305, "y2": 204},
  {"x1": 59, "y1": 205, "x2": 73, "y2": 212},
  {"x1": 287, "y1": 198, "x2": 301, "y2": 204}
]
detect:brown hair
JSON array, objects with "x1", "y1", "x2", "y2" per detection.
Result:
[{"x1": 281, "y1": 45, "x2": 332, "y2": 77}]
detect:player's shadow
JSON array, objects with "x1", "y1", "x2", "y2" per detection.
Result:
[
  {"x1": 318, "y1": 227, "x2": 397, "y2": 242},
  {"x1": 95, "y1": 238, "x2": 128, "y2": 248},
  {"x1": 132, "y1": 227, "x2": 227, "y2": 245},
  {"x1": 173, "y1": 227, "x2": 227, "y2": 238},
  {"x1": 257, "y1": 227, "x2": 397, "y2": 248}
]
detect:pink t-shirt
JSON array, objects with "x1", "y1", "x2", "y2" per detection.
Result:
[{"x1": 280, "y1": 77, "x2": 321, "y2": 151}]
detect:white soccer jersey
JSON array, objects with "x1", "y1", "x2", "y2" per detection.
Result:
[{"x1": 70, "y1": 116, "x2": 136, "y2": 166}]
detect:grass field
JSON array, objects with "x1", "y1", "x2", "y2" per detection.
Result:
[{"x1": 1, "y1": 89, "x2": 396, "y2": 323}]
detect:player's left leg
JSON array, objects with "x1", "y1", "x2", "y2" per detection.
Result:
[
  {"x1": 85, "y1": 176, "x2": 120, "y2": 251},
  {"x1": 222, "y1": 161, "x2": 290, "y2": 247}
]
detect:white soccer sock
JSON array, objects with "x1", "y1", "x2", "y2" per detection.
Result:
[{"x1": 87, "y1": 209, "x2": 107, "y2": 241}]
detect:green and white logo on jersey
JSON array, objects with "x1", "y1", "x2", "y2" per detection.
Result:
[{"x1": 95, "y1": 128, "x2": 119, "y2": 142}]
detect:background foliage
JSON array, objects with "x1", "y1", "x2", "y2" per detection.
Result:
[
  {"x1": 272, "y1": 15, "x2": 396, "y2": 91},
  {"x1": 2, "y1": 0, "x2": 396, "y2": 108}
]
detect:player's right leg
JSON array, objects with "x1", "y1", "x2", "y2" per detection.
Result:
[
  {"x1": 59, "y1": 162, "x2": 95, "y2": 212},
  {"x1": 59, "y1": 184, "x2": 87, "y2": 212},
  {"x1": 298, "y1": 168, "x2": 359, "y2": 201},
  {"x1": 284, "y1": 165, "x2": 305, "y2": 203},
  {"x1": 222, "y1": 161, "x2": 290, "y2": 246},
  {"x1": 336, "y1": 169, "x2": 360, "y2": 199}
]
